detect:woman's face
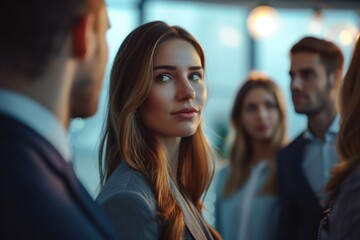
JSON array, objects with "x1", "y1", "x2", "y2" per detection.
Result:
[
  {"x1": 241, "y1": 87, "x2": 280, "y2": 141},
  {"x1": 141, "y1": 39, "x2": 206, "y2": 140}
]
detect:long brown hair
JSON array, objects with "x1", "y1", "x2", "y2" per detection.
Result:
[
  {"x1": 326, "y1": 38, "x2": 360, "y2": 199},
  {"x1": 99, "y1": 21, "x2": 221, "y2": 240},
  {"x1": 222, "y1": 73, "x2": 287, "y2": 198}
]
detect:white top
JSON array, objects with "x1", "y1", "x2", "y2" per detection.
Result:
[
  {"x1": 0, "y1": 89, "x2": 72, "y2": 162},
  {"x1": 237, "y1": 161, "x2": 268, "y2": 240},
  {"x1": 214, "y1": 160, "x2": 279, "y2": 240}
]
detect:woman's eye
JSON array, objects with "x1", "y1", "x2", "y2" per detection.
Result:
[
  {"x1": 189, "y1": 72, "x2": 202, "y2": 81},
  {"x1": 266, "y1": 101, "x2": 277, "y2": 109},
  {"x1": 155, "y1": 74, "x2": 172, "y2": 82},
  {"x1": 244, "y1": 104, "x2": 257, "y2": 112}
]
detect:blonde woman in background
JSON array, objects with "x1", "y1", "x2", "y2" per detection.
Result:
[{"x1": 214, "y1": 73, "x2": 287, "y2": 240}]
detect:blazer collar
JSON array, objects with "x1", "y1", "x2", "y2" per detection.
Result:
[
  {"x1": 0, "y1": 90, "x2": 72, "y2": 162},
  {"x1": 170, "y1": 180, "x2": 212, "y2": 240}
]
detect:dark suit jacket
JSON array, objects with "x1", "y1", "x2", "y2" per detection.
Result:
[
  {"x1": 277, "y1": 133, "x2": 323, "y2": 240},
  {"x1": 0, "y1": 114, "x2": 119, "y2": 240},
  {"x1": 96, "y1": 161, "x2": 213, "y2": 240}
]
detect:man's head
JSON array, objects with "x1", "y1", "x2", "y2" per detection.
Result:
[
  {"x1": 70, "y1": 4, "x2": 110, "y2": 118},
  {"x1": 1, "y1": 0, "x2": 103, "y2": 76},
  {"x1": 0, "y1": 0, "x2": 109, "y2": 119},
  {"x1": 289, "y1": 36, "x2": 344, "y2": 116}
]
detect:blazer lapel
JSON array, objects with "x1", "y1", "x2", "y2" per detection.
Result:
[
  {"x1": 189, "y1": 201, "x2": 214, "y2": 240},
  {"x1": 170, "y1": 180, "x2": 208, "y2": 240}
]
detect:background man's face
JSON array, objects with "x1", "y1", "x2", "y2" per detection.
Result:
[{"x1": 289, "y1": 52, "x2": 334, "y2": 116}]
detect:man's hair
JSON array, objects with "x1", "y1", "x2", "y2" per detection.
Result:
[
  {"x1": 0, "y1": 0, "x2": 102, "y2": 77},
  {"x1": 290, "y1": 36, "x2": 344, "y2": 74}
]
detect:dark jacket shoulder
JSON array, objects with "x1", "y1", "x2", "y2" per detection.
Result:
[{"x1": 278, "y1": 132, "x2": 306, "y2": 164}]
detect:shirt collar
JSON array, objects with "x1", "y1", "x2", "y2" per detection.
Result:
[
  {"x1": 303, "y1": 114, "x2": 340, "y2": 141},
  {"x1": 0, "y1": 89, "x2": 72, "y2": 162}
]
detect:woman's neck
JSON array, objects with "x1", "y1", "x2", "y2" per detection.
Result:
[
  {"x1": 250, "y1": 139, "x2": 274, "y2": 165},
  {"x1": 157, "y1": 136, "x2": 181, "y2": 178}
]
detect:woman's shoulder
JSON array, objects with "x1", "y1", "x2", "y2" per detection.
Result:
[
  {"x1": 347, "y1": 163, "x2": 360, "y2": 181},
  {"x1": 213, "y1": 162, "x2": 231, "y2": 193},
  {"x1": 96, "y1": 161, "x2": 156, "y2": 207},
  {"x1": 215, "y1": 161, "x2": 230, "y2": 179},
  {"x1": 321, "y1": 164, "x2": 360, "y2": 240},
  {"x1": 339, "y1": 163, "x2": 360, "y2": 196}
]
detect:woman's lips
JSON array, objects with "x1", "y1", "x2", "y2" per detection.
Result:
[
  {"x1": 171, "y1": 108, "x2": 198, "y2": 120},
  {"x1": 255, "y1": 125, "x2": 269, "y2": 132}
]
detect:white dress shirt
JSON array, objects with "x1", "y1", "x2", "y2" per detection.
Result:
[
  {"x1": 302, "y1": 115, "x2": 340, "y2": 206},
  {"x1": 0, "y1": 89, "x2": 72, "y2": 162}
]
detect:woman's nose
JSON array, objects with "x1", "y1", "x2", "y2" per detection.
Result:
[{"x1": 176, "y1": 77, "x2": 195, "y2": 101}]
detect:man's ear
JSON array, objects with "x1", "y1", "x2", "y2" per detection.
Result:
[
  {"x1": 333, "y1": 68, "x2": 343, "y2": 88},
  {"x1": 71, "y1": 15, "x2": 95, "y2": 60},
  {"x1": 328, "y1": 68, "x2": 342, "y2": 90}
]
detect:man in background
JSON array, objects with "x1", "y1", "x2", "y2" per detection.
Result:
[
  {"x1": 277, "y1": 36, "x2": 344, "y2": 240},
  {"x1": 0, "y1": 0, "x2": 119, "y2": 239}
]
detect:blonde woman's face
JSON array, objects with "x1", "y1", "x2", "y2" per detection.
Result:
[
  {"x1": 141, "y1": 39, "x2": 206, "y2": 140},
  {"x1": 241, "y1": 88, "x2": 280, "y2": 141}
]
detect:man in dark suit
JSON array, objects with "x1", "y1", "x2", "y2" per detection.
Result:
[
  {"x1": 277, "y1": 37, "x2": 344, "y2": 240},
  {"x1": 0, "y1": 0, "x2": 118, "y2": 239}
]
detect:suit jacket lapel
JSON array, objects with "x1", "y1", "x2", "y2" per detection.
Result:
[
  {"x1": 0, "y1": 114, "x2": 117, "y2": 239},
  {"x1": 36, "y1": 135, "x2": 117, "y2": 239},
  {"x1": 291, "y1": 135, "x2": 322, "y2": 208}
]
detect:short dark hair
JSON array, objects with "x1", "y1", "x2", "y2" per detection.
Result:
[
  {"x1": 0, "y1": 0, "x2": 103, "y2": 77},
  {"x1": 290, "y1": 36, "x2": 344, "y2": 74}
]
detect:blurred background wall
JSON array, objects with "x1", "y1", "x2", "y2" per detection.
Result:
[{"x1": 70, "y1": 1, "x2": 360, "y2": 208}]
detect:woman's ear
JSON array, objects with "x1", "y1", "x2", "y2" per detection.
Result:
[{"x1": 71, "y1": 15, "x2": 95, "y2": 60}]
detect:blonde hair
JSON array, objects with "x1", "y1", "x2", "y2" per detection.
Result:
[
  {"x1": 222, "y1": 73, "x2": 287, "y2": 198},
  {"x1": 99, "y1": 21, "x2": 221, "y2": 240},
  {"x1": 326, "y1": 38, "x2": 360, "y2": 199}
]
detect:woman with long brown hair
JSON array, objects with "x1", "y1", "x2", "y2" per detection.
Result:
[
  {"x1": 214, "y1": 73, "x2": 287, "y2": 240},
  {"x1": 319, "y1": 38, "x2": 360, "y2": 240},
  {"x1": 96, "y1": 21, "x2": 221, "y2": 240}
]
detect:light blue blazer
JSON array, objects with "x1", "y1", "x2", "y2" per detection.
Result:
[{"x1": 96, "y1": 161, "x2": 212, "y2": 240}]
